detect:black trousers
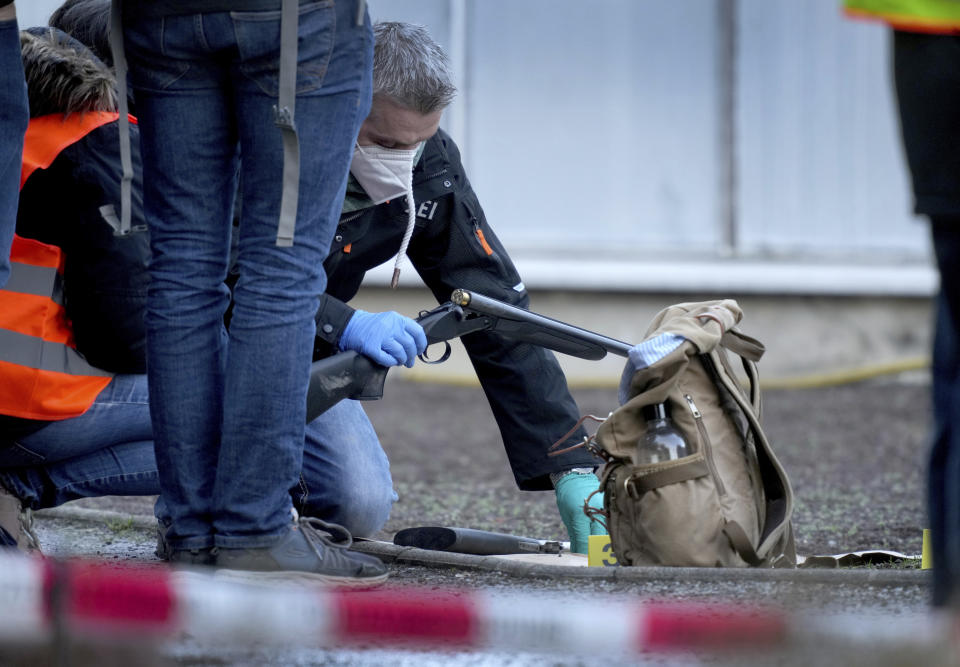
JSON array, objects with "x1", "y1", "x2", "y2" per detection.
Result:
[{"x1": 893, "y1": 29, "x2": 960, "y2": 607}]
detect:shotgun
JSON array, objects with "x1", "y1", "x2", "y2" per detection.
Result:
[{"x1": 305, "y1": 288, "x2": 633, "y2": 422}]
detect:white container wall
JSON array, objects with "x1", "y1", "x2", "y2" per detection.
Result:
[
  {"x1": 16, "y1": 0, "x2": 935, "y2": 294},
  {"x1": 371, "y1": 0, "x2": 932, "y2": 295},
  {"x1": 462, "y1": 1, "x2": 724, "y2": 256},
  {"x1": 737, "y1": 0, "x2": 922, "y2": 260},
  {"x1": 12, "y1": 3, "x2": 57, "y2": 30}
]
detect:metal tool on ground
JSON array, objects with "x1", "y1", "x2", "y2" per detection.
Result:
[
  {"x1": 306, "y1": 288, "x2": 633, "y2": 420},
  {"x1": 392, "y1": 526, "x2": 564, "y2": 556}
]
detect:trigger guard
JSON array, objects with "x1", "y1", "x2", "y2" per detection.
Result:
[{"x1": 419, "y1": 341, "x2": 452, "y2": 365}]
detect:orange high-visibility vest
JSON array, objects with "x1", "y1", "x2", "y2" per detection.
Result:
[{"x1": 0, "y1": 111, "x2": 124, "y2": 420}]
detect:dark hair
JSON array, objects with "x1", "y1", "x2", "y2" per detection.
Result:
[
  {"x1": 20, "y1": 27, "x2": 116, "y2": 117},
  {"x1": 48, "y1": 0, "x2": 112, "y2": 67}
]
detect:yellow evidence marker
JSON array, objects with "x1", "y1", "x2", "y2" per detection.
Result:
[{"x1": 588, "y1": 535, "x2": 618, "y2": 567}]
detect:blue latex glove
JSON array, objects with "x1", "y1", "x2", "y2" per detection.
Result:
[
  {"x1": 555, "y1": 471, "x2": 607, "y2": 554},
  {"x1": 340, "y1": 309, "x2": 427, "y2": 368}
]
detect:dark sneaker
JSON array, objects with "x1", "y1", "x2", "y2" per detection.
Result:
[
  {"x1": 168, "y1": 546, "x2": 218, "y2": 567},
  {"x1": 157, "y1": 519, "x2": 218, "y2": 566},
  {"x1": 0, "y1": 484, "x2": 40, "y2": 553},
  {"x1": 216, "y1": 517, "x2": 387, "y2": 587},
  {"x1": 155, "y1": 518, "x2": 171, "y2": 561}
]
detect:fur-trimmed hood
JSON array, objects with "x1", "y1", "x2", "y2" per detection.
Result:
[{"x1": 20, "y1": 27, "x2": 117, "y2": 118}]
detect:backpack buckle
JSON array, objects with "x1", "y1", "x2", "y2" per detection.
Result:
[
  {"x1": 273, "y1": 105, "x2": 296, "y2": 131},
  {"x1": 586, "y1": 439, "x2": 614, "y2": 463},
  {"x1": 623, "y1": 474, "x2": 642, "y2": 500}
]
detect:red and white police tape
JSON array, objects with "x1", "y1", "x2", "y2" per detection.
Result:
[
  {"x1": 0, "y1": 551, "x2": 952, "y2": 658},
  {"x1": 0, "y1": 550, "x2": 788, "y2": 654}
]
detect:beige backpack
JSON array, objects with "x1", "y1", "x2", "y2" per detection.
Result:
[{"x1": 591, "y1": 300, "x2": 796, "y2": 568}]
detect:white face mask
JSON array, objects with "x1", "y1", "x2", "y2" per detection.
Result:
[{"x1": 350, "y1": 143, "x2": 420, "y2": 205}]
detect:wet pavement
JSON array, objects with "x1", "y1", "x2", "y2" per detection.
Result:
[{"x1": 5, "y1": 375, "x2": 956, "y2": 665}]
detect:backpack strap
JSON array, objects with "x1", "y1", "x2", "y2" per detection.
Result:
[
  {"x1": 727, "y1": 517, "x2": 797, "y2": 568},
  {"x1": 741, "y1": 357, "x2": 762, "y2": 416},
  {"x1": 709, "y1": 347, "x2": 795, "y2": 565},
  {"x1": 622, "y1": 455, "x2": 710, "y2": 498},
  {"x1": 109, "y1": 0, "x2": 133, "y2": 237},
  {"x1": 721, "y1": 329, "x2": 764, "y2": 362},
  {"x1": 720, "y1": 329, "x2": 763, "y2": 414},
  {"x1": 722, "y1": 520, "x2": 763, "y2": 566},
  {"x1": 274, "y1": 0, "x2": 300, "y2": 247},
  {"x1": 777, "y1": 522, "x2": 798, "y2": 568}
]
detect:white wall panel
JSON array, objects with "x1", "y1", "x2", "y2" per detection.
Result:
[
  {"x1": 737, "y1": 0, "x2": 927, "y2": 260},
  {"x1": 463, "y1": 1, "x2": 722, "y2": 256},
  {"x1": 11, "y1": 2, "x2": 58, "y2": 30}
]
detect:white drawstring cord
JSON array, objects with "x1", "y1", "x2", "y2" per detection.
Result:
[{"x1": 391, "y1": 188, "x2": 416, "y2": 288}]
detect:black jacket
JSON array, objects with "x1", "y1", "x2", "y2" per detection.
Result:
[
  {"x1": 18, "y1": 120, "x2": 149, "y2": 376},
  {"x1": 315, "y1": 130, "x2": 598, "y2": 490},
  {"x1": 16, "y1": 28, "x2": 148, "y2": 375}
]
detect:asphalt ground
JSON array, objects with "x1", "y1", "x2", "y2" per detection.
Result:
[
  {"x1": 13, "y1": 373, "x2": 956, "y2": 665},
  {"x1": 44, "y1": 370, "x2": 932, "y2": 557}
]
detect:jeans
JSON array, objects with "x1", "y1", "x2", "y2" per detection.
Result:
[
  {"x1": 928, "y1": 221, "x2": 960, "y2": 607},
  {"x1": 123, "y1": 1, "x2": 373, "y2": 549},
  {"x1": 0, "y1": 375, "x2": 157, "y2": 508},
  {"x1": 298, "y1": 399, "x2": 397, "y2": 537},
  {"x1": 0, "y1": 12, "x2": 27, "y2": 289},
  {"x1": 0, "y1": 375, "x2": 395, "y2": 537}
]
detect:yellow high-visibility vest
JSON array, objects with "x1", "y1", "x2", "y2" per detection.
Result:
[{"x1": 844, "y1": 0, "x2": 960, "y2": 34}]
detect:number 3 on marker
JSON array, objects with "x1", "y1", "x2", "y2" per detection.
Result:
[{"x1": 588, "y1": 535, "x2": 619, "y2": 567}]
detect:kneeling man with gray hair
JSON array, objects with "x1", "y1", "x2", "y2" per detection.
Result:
[{"x1": 313, "y1": 22, "x2": 607, "y2": 553}]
